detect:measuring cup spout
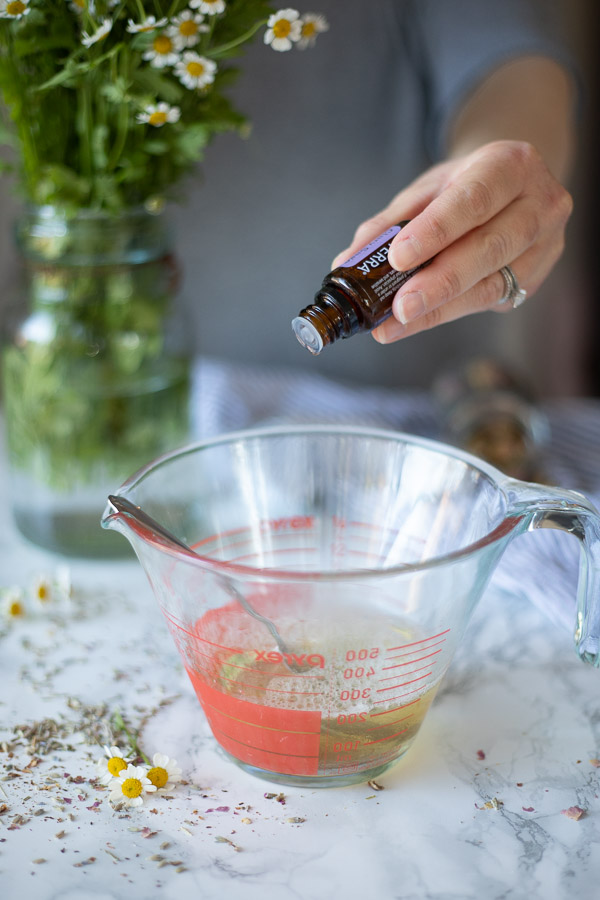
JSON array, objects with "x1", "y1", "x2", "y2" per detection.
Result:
[
  {"x1": 101, "y1": 494, "x2": 175, "y2": 561},
  {"x1": 504, "y1": 480, "x2": 600, "y2": 666}
]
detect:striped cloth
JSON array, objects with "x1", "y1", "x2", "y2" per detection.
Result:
[{"x1": 191, "y1": 358, "x2": 600, "y2": 634}]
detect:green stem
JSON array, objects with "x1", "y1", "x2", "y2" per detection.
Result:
[
  {"x1": 208, "y1": 19, "x2": 268, "y2": 58},
  {"x1": 107, "y1": 45, "x2": 130, "y2": 172},
  {"x1": 1, "y1": 27, "x2": 39, "y2": 194},
  {"x1": 112, "y1": 710, "x2": 151, "y2": 765}
]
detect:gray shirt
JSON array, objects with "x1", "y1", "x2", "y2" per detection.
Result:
[{"x1": 170, "y1": 0, "x2": 574, "y2": 389}]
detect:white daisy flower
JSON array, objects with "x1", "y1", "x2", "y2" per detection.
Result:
[
  {"x1": 189, "y1": 0, "x2": 226, "y2": 15},
  {"x1": 297, "y1": 13, "x2": 328, "y2": 49},
  {"x1": 96, "y1": 745, "x2": 133, "y2": 785},
  {"x1": 69, "y1": 0, "x2": 86, "y2": 12},
  {"x1": 109, "y1": 763, "x2": 157, "y2": 808},
  {"x1": 31, "y1": 574, "x2": 53, "y2": 608},
  {"x1": 264, "y1": 8, "x2": 301, "y2": 52},
  {"x1": 81, "y1": 17, "x2": 112, "y2": 48},
  {"x1": 146, "y1": 753, "x2": 183, "y2": 793},
  {"x1": 126, "y1": 15, "x2": 168, "y2": 34},
  {"x1": 142, "y1": 32, "x2": 179, "y2": 69},
  {"x1": 175, "y1": 52, "x2": 216, "y2": 90},
  {"x1": 1, "y1": 587, "x2": 26, "y2": 621},
  {"x1": 0, "y1": 0, "x2": 30, "y2": 19},
  {"x1": 169, "y1": 10, "x2": 209, "y2": 50},
  {"x1": 136, "y1": 102, "x2": 181, "y2": 127}
]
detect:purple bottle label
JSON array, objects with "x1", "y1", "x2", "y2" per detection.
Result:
[{"x1": 339, "y1": 225, "x2": 402, "y2": 272}]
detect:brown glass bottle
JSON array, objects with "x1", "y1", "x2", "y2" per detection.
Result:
[{"x1": 292, "y1": 221, "x2": 431, "y2": 355}]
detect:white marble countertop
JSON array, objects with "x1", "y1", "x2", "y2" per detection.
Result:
[
  {"x1": 1, "y1": 497, "x2": 599, "y2": 899},
  {"x1": 1, "y1": 366, "x2": 600, "y2": 900}
]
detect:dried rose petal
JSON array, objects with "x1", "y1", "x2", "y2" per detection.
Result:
[
  {"x1": 476, "y1": 750, "x2": 486, "y2": 760},
  {"x1": 522, "y1": 806, "x2": 535, "y2": 812},
  {"x1": 589, "y1": 758, "x2": 600, "y2": 768},
  {"x1": 561, "y1": 806, "x2": 586, "y2": 820}
]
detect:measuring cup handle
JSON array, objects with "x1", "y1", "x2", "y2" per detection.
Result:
[{"x1": 506, "y1": 481, "x2": 600, "y2": 666}]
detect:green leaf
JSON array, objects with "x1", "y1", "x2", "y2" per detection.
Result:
[
  {"x1": 172, "y1": 125, "x2": 210, "y2": 164},
  {"x1": 132, "y1": 69, "x2": 184, "y2": 105},
  {"x1": 101, "y1": 78, "x2": 131, "y2": 105}
]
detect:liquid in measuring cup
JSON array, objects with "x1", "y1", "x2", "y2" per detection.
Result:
[{"x1": 174, "y1": 596, "x2": 450, "y2": 787}]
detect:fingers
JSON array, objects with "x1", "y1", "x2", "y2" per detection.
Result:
[
  {"x1": 385, "y1": 143, "x2": 572, "y2": 335},
  {"x1": 392, "y1": 194, "x2": 538, "y2": 324},
  {"x1": 373, "y1": 269, "x2": 513, "y2": 344},
  {"x1": 331, "y1": 140, "x2": 573, "y2": 347},
  {"x1": 387, "y1": 142, "x2": 534, "y2": 273},
  {"x1": 373, "y1": 230, "x2": 567, "y2": 345}
]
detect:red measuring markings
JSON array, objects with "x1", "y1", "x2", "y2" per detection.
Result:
[
  {"x1": 381, "y1": 647, "x2": 443, "y2": 670},
  {"x1": 186, "y1": 668, "x2": 322, "y2": 777},
  {"x1": 385, "y1": 629, "x2": 450, "y2": 656},
  {"x1": 362, "y1": 727, "x2": 410, "y2": 746},
  {"x1": 369, "y1": 696, "x2": 424, "y2": 717}
]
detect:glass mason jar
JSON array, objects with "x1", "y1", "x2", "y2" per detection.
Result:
[{"x1": 1, "y1": 205, "x2": 191, "y2": 558}]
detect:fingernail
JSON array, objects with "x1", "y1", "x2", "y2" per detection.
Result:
[
  {"x1": 395, "y1": 290, "x2": 425, "y2": 324},
  {"x1": 389, "y1": 234, "x2": 419, "y2": 270},
  {"x1": 373, "y1": 320, "x2": 407, "y2": 344}
]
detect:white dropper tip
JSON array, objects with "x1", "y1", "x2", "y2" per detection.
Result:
[{"x1": 291, "y1": 316, "x2": 323, "y2": 355}]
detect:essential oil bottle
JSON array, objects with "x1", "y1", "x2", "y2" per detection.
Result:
[{"x1": 292, "y1": 221, "x2": 431, "y2": 355}]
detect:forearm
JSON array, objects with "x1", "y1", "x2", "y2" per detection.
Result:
[{"x1": 448, "y1": 56, "x2": 576, "y2": 181}]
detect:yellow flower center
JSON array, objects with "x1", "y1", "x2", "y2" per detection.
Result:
[
  {"x1": 273, "y1": 19, "x2": 291, "y2": 39},
  {"x1": 302, "y1": 22, "x2": 316, "y2": 38},
  {"x1": 107, "y1": 756, "x2": 127, "y2": 776},
  {"x1": 8, "y1": 600, "x2": 24, "y2": 617},
  {"x1": 121, "y1": 777, "x2": 143, "y2": 799},
  {"x1": 186, "y1": 61, "x2": 205, "y2": 78},
  {"x1": 148, "y1": 111, "x2": 168, "y2": 126},
  {"x1": 147, "y1": 766, "x2": 169, "y2": 789},
  {"x1": 154, "y1": 35, "x2": 173, "y2": 55},
  {"x1": 36, "y1": 584, "x2": 49, "y2": 602},
  {"x1": 7, "y1": 1, "x2": 26, "y2": 15},
  {"x1": 180, "y1": 21, "x2": 198, "y2": 37}
]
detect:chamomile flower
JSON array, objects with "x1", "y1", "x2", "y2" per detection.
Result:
[
  {"x1": 169, "y1": 10, "x2": 209, "y2": 50},
  {"x1": 0, "y1": 0, "x2": 30, "y2": 19},
  {"x1": 31, "y1": 574, "x2": 53, "y2": 608},
  {"x1": 109, "y1": 763, "x2": 157, "y2": 808},
  {"x1": 96, "y1": 745, "x2": 133, "y2": 785},
  {"x1": 175, "y1": 52, "x2": 216, "y2": 90},
  {"x1": 190, "y1": 0, "x2": 226, "y2": 15},
  {"x1": 142, "y1": 32, "x2": 179, "y2": 69},
  {"x1": 81, "y1": 18, "x2": 112, "y2": 48},
  {"x1": 137, "y1": 102, "x2": 181, "y2": 127},
  {"x1": 126, "y1": 15, "x2": 167, "y2": 34},
  {"x1": 146, "y1": 753, "x2": 183, "y2": 793},
  {"x1": 264, "y1": 9, "x2": 301, "y2": 52},
  {"x1": 297, "y1": 13, "x2": 328, "y2": 49},
  {"x1": 1, "y1": 587, "x2": 26, "y2": 621}
]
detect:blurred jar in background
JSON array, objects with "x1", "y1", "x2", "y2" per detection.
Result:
[{"x1": 433, "y1": 358, "x2": 550, "y2": 482}]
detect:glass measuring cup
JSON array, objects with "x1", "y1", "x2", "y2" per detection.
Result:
[{"x1": 102, "y1": 425, "x2": 600, "y2": 788}]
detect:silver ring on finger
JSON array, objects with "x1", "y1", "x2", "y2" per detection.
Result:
[{"x1": 497, "y1": 264, "x2": 527, "y2": 309}]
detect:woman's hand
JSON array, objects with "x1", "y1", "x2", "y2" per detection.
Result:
[{"x1": 331, "y1": 140, "x2": 573, "y2": 344}]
